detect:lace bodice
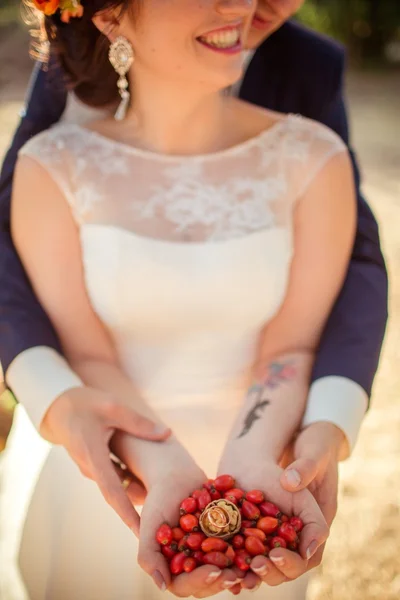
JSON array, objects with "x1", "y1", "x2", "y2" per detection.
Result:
[
  {"x1": 20, "y1": 115, "x2": 345, "y2": 243},
  {"x1": 19, "y1": 115, "x2": 346, "y2": 405}
]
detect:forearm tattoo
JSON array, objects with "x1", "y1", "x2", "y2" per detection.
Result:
[{"x1": 237, "y1": 360, "x2": 297, "y2": 439}]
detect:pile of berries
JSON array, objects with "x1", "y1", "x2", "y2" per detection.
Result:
[{"x1": 155, "y1": 474, "x2": 304, "y2": 576}]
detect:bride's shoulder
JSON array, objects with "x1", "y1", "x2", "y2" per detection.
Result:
[
  {"x1": 19, "y1": 123, "x2": 87, "y2": 161},
  {"x1": 232, "y1": 100, "x2": 346, "y2": 156}
]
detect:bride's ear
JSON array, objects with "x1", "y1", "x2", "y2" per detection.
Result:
[{"x1": 92, "y1": 9, "x2": 120, "y2": 41}]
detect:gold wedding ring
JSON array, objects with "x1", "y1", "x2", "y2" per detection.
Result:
[{"x1": 121, "y1": 474, "x2": 133, "y2": 490}]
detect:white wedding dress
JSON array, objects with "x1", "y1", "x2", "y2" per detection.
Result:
[{"x1": 0, "y1": 114, "x2": 345, "y2": 599}]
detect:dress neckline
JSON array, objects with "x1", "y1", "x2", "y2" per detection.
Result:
[{"x1": 69, "y1": 114, "x2": 293, "y2": 163}]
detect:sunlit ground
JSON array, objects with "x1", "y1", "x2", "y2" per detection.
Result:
[{"x1": 1, "y1": 23, "x2": 400, "y2": 600}]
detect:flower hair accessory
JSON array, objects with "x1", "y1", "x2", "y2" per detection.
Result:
[{"x1": 32, "y1": 0, "x2": 84, "y2": 23}]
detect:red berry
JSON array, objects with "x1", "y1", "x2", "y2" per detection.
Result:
[
  {"x1": 288, "y1": 541, "x2": 298, "y2": 551},
  {"x1": 194, "y1": 511, "x2": 202, "y2": 520},
  {"x1": 281, "y1": 514, "x2": 289, "y2": 523},
  {"x1": 241, "y1": 500, "x2": 260, "y2": 521},
  {"x1": 203, "y1": 479, "x2": 216, "y2": 492},
  {"x1": 225, "y1": 545, "x2": 236, "y2": 563},
  {"x1": 213, "y1": 474, "x2": 236, "y2": 492},
  {"x1": 245, "y1": 536, "x2": 266, "y2": 557},
  {"x1": 191, "y1": 489, "x2": 203, "y2": 501},
  {"x1": 201, "y1": 537, "x2": 228, "y2": 553},
  {"x1": 170, "y1": 551, "x2": 187, "y2": 575},
  {"x1": 180, "y1": 497, "x2": 197, "y2": 515},
  {"x1": 243, "y1": 528, "x2": 267, "y2": 542},
  {"x1": 257, "y1": 516, "x2": 279, "y2": 535},
  {"x1": 259, "y1": 502, "x2": 282, "y2": 519},
  {"x1": 209, "y1": 488, "x2": 222, "y2": 500},
  {"x1": 270, "y1": 536, "x2": 287, "y2": 549},
  {"x1": 197, "y1": 489, "x2": 212, "y2": 511},
  {"x1": 186, "y1": 532, "x2": 206, "y2": 551},
  {"x1": 183, "y1": 557, "x2": 197, "y2": 573},
  {"x1": 245, "y1": 490, "x2": 265, "y2": 504},
  {"x1": 178, "y1": 535, "x2": 189, "y2": 552},
  {"x1": 180, "y1": 514, "x2": 199, "y2": 533},
  {"x1": 224, "y1": 488, "x2": 245, "y2": 502},
  {"x1": 203, "y1": 480, "x2": 222, "y2": 500},
  {"x1": 241, "y1": 519, "x2": 257, "y2": 530},
  {"x1": 193, "y1": 550, "x2": 205, "y2": 564},
  {"x1": 161, "y1": 544, "x2": 177, "y2": 561},
  {"x1": 156, "y1": 523, "x2": 173, "y2": 546},
  {"x1": 224, "y1": 494, "x2": 239, "y2": 506},
  {"x1": 277, "y1": 523, "x2": 298, "y2": 544},
  {"x1": 232, "y1": 534, "x2": 245, "y2": 549},
  {"x1": 172, "y1": 527, "x2": 185, "y2": 542},
  {"x1": 203, "y1": 551, "x2": 230, "y2": 569},
  {"x1": 265, "y1": 535, "x2": 274, "y2": 545},
  {"x1": 234, "y1": 549, "x2": 252, "y2": 571},
  {"x1": 289, "y1": 516, "x2": 304, "y2": 533}
]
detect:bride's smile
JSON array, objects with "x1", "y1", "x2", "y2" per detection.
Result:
[{"x1": 92, "y1": 0, "x2": 256, "y2": 94}]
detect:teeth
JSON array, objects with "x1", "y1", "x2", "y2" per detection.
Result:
[{"x1": 200, "y1": 28, "x2": 240, "y2": 49}]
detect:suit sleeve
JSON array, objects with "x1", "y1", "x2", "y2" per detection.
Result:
[
  {"x1": 0, "y1": 61, "x2": 68, "y2": 374},
  {"x1": 310, "y1": 52, "x2": 388, "y2": 401},
  {"x1": 299, "y1": 49, "x2": 388, "y2": 457}
]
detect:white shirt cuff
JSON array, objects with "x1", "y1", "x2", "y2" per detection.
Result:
[
  {"x1": 6, "y1": 346, "x2": 83, "y2": 431},
  {"x1": 301, "y1": 376, "x2": 368, "y2": 459}
]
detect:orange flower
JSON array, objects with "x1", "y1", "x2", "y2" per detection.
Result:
[
  {"x1": 32, "y1": 0, "x2": 60, "y2": 16},
  {"x1": 60, "y1": 2, "x2": 84, "y2": 23}
]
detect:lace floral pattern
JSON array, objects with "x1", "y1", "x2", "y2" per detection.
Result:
[{"x1": 19, "y1": 114, "x2": 346, "y2": 242}]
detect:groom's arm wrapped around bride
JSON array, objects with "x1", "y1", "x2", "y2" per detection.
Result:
[{"x1": 0, "y1": 21, "x2": 388, "y2": 455}]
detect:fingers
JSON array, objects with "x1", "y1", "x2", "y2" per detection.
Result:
[
  {"x1": 296, "y1": 499, "x2": 329, "y2": 562},
  {"x1": 113, "y1": 462, "x2": 148, "y2": 505},
  {"x1": 85, "y1": 440, "x2": 141, "y2": 535},
  {"x1": 138, "y1": 539, "x2": 172, "y2": 592},
  {"x1": 107, "y1": 405, "x2": 171, "y2": 442},
  {"x1": 281, "y1": 457, "x2": 320, "y2": 492},
  {"x1": 169, "y1": 566, "x2": 222, "y2": 598},
  {"x1": 249, "y1": 550, "x2": 307, "y2": 587},
  {"x1": 236, "y1": 570, "x2": 260, "y2": 592},
  {"x1": 314, "y1": 463, "x2": 339, "y2": 526},
  {"x1": 170, "y1": 566, "x2": 240, "y2": 598},
  {"x1": 125, "y1": 480, "x2": 147, "y2": 506},
  {"x1": 307, "y1": 542, "x2": 325, "y2": 571}
]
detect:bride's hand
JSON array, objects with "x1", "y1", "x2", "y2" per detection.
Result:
[
  {"x1": 138, "y1": 467, "x2": 243, "y2": 597},
  {"x1": 216, "y1": 462, "x2": 329, "y2": 592}
]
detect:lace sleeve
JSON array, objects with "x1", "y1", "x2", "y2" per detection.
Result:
[
  {"x1": 18, "y1": 127, "x2": 82, "y2": 225},
  {"x1": 284, "y1": 117, "x2": 348, "y2": 204}
]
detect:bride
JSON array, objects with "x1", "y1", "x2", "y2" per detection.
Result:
[{"x1": 5, "y1": 0, "x2": 355, "y2": 597}]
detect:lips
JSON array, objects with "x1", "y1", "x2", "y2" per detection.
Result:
[{"x1": 197, "y1": 24, "x2": 242, "y2": 53}]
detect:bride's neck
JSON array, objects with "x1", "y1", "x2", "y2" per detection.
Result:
[{"x1": 124, "y1": 70, "x2": 232, "y2": 156}]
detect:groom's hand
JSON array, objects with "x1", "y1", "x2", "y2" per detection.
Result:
[
  {"x1": 279, "y1": 421, "x2": 345, "y2": 569},
  {"x1": 39, "y1": 386, "x2": 171, "y2": 534}
]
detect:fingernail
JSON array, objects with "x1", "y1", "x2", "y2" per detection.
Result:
[
  {"x1": 153, "y1": 424, "x2": 169, "y2": 436},
  {"x1": 206, "y1": 569, "x2": 222, "y2": 584},
  {"x1": 152, "y1": 570, "x2": 166, "y2": 592},
  {"x1": 306, "y1": 540, "x2": 319, "y2": 560},
  {"x1": 252, "y1": 565, "x2": 268, "y2": 576},
  {"x1": 222, "y1": 579, "x2": 240, "y2": 589},
  {"x1": 270, "y1": 555, "x2": 285, "y2": 567},
  {"x1": 285, "y1": 469, "x2": 301, "y2": 488}
]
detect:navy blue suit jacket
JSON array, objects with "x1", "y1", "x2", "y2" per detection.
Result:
[{"x1": 0, "y1": 21, "x2": 388, "y2": 400}]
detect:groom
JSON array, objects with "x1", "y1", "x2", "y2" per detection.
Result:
[{"x1": 0, "y1": 0, "x2": 387, "y2": 584}]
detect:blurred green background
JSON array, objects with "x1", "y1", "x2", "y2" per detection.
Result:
[{"x1": 297, "y1": 0, "x2": 400, "y2": 67}]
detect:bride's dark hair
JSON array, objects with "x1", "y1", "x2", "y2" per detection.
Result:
[{"x1": 24, "y1": 0, "x2": 136, "y2": 107}]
